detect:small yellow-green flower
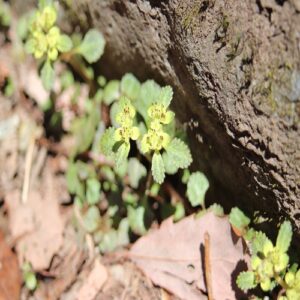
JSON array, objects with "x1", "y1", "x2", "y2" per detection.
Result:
[
  {"x1": 116, "y1": 98, "x2": 136, "y2": 126},
  {"x1": 25, "y1": 5, "x2": 72, "y2": 61},
  {"x1": 148, "y1": 103, "x2": 174, "y2": 124},
  {"x1": 114, "y1": 126, "x2": 140, "y2": 144},
  {"x1": 30, "y1": 5, "x2": 57, "y2": 33},
  {"x1": 141, "y1": 126, "x2": 170, "y2": 153}
]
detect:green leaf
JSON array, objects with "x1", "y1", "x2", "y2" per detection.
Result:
[
  {"x1": 25, "y1": 272, "x2": 37, "y2": 291},
  {"x1": 208, "y1": 203, "x2": 224, "y2": 217},
  {"x1": 57, "y1": 34, "x2": 73, "y2": 52},
  {"x1": 229, "y1": 207, "x2": 250, "y2": 232},
  {"x1": 152, "y1": 152, "x2": 165, "y2": 184},
  {"x1": 100, "y1": 127, "x2": 115, "y2": 156},
  {"x1": 163, "y1": 138, "x2": 192, "y2": 174},
  {"x1": 236, "y1": 271, "x2": 257, "y2": 291},
  {"x1": 86, "y1": 178, "x2": 101, "y2": 205},
  {"x1": 173, "y1": 202, "x2": 185, "y2": 221},
  {"x1": 76, "y1": 29, "x2": 105, "y2": 63},
  {"x1": 120, "y1": 73, "x2": 141, "y2": 100},
  {"x1": 127, "y1": 158, "x2": 147, "y2": 188},
  {"x1": 115, "y1": 143, "x2": 130, "y2": 172},
  {"x1": 82, "y1": 205, "x2": 100, "y2": 233},
  {"x1": 66, "y1": 162, "x2": 84, "y2": 199},
  {"x1": 74, "y1": 107, "x2": 100, "y2": 154},
  {"x1": 99, "y1": 219, "x2": 129, "y2": 253},
  {"x1": 103, "y1": 80, "x2": 120, "y2": 105},
  {"x1": 276, "y1": 220, "x2": 292, "y2": 253},
  {"x1": 187, "y1": 172, "x2": 209, "y2": 207},
  {"x1": 41, "y1": 61, "x2": 55, "y2": 91},
  {"x1": 25, "y1": 38, "x2": 35, "y2": 54},
  {"x1": 128, "y1": 206, "x2": 147, "y2": 235},
  {"x1": 159, "y1": 86, "x2": 173, "y2": 107}
]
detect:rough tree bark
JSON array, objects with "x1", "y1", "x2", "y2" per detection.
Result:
[{"x1": 72, "y1": 0, "x2": 300, "y2": 231}]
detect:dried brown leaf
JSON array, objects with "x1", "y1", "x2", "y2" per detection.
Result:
[
  {"x1": 6, "y1": 160, "x2": 65, "y2": 270},
  {"x1": 0, "y1": 231, "x2": 21, "y2": 300},
  {"x1": 130, "y1": 212, "x2": 249, "y2": 300},
  {"x1": 76, "y1": 259, "x2": 108, "y2": 300}
]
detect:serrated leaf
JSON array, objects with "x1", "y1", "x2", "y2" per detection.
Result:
[
  {"x1": 276, "y1": 220, "x2": 292, "y2": 253},
  {"x1": 128, "y1": 206, "x2": 147, "y2": 235},
  {"x1": 127, "y1": 158, "x2": 147, "y2": 188},
  {"x1": 103, "y1": 80, "x2": 120, "y2": 105},
  {"x1": 121, "y1": 73, "x2": 141, "y2": 100},
  {"x1": 251, "y1": 231, "x2": 271, "y2": 254},
  {"x1": 57, "y1": 34, "x2": 73, "y2": 52},
  {"x1": 163, "y1": 138, "x2": 192, "y2": 174},
  {"x1": 100, "y1": 127, "x2": 115, "y2": 156},
  {"x1": 77, "y1": 29, "x2": 105, "y2": 63},
  {"x1": 237, "y1": 271, "x2": 257, "y2": 291},
  {"x1": 186, "y1": 172, "x2": 209, "y2": 207},
  {"x1": 229, "y1": 207, "x2": 250, "y2": 232},
  {"x1": 41, "y1": 61, "x2": 55, "y2": 91},
  {"x1": 115, "y1": 143, "x2": 130, "y2": 172},
  {"x1": 159, "y1": 86, "x2": 173, "y2": 107},
  {"x1": 82, "y1": 205, "x2": 100, "y2": 233},
  {"x1": 86, "y1": 178, "x2": 101, "y2": 205},
  {"x1": 151, "y1": 152, "x2": 165, "y2": 184}
]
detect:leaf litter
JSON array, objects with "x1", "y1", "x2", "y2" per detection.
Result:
[{"x1": 130, "y1": 212, "x2": 250, "y2": 300}]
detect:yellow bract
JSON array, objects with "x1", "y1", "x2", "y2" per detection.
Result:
[
  {"x1": 148, "y1": 103, "x2": 174, "y2": 125},
  {"x1": 114, "y1": 126, "x2": 140, "y2": 144},
  {"x1": 27, "y1": 6, "x2": 64, "y2": 61},
  {"x1": 141, "y1": 126, "x2": 170, "y2": 153},
  {"x1": 114, "y1": 98, "x2": 139, "y2": 144}
]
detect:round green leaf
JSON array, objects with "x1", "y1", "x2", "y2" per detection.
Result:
[
  {"x1": 86, "y1": 178, "x2": 101, "y2": 205},
  {"x1": 57, "y1": 34, "x2": 73, "y2": 52},
  {"x1": 77, "y1": 29, "x2": 105, "y2": 63},
  {"x1": 186, "y1": 171, "x2": 209, "y2": 207},
  {"x1": 41, "y1": 60, "x2": 55, "y2": 91}
]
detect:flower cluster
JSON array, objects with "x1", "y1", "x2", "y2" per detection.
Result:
[
  {"x1": 141, "y1": 103, "x2": 173, "y2": 153},
  {"x1": 25, "y1": 5, "x2": 72, "y2": 61},
  {"x1": 251, "y1": 239, "x2": 289, "y2": 291},
  {"x1": 114, "y1": 98, "x2": 140, "y2": 144}
]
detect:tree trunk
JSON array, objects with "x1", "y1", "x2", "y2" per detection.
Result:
[{"x1": 72, "y1": 0, "x2": 300, "y2": 231}]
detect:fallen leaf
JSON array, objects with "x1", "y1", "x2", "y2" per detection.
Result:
[
  {"x1": 6, "y1": 159, "x2": 65, "y2": 270},
  {"x1": 0, "y1": 231, "x2": 21, "y2": 300},
  {"x1": 130, "y1": 212, "x2": 249, "y2": 300},
  {"x1": 76, "y1": 259, "x2": 108, "y2": 300}
]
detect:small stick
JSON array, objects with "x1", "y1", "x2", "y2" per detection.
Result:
[
  {"x1": 21, "y1": 133, "x2": 35, "y2": 204},
  {"x1": 204, "y1": 232, "x2": 213, "y2": 300}
]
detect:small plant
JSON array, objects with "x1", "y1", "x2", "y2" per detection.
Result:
[
  {"x1": 100, "y1": 79, "x2": 192, "y2": 184},
  {"x1": 24, "y1": 0, "x2": 105, "y2": 90},
  {"x1": 22, "y1": 262, "x2": 38, "y2": 291},
  {"x1": 0, "y1": 0, "x2": 11, "y2": 27},
  {"x1": 229, "y1": 208, "x2": 300, "y2": 299}
]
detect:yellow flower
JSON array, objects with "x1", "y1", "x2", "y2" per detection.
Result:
[
  {"x1": 114, "y1": 126, "x2": 140, "y2": 144},
  {"x1": 116, "y1": 98, "x2": 136, "y2": 126},
  {"x1": 148, "y1": 103, "x2": 174, "y2": 124},
  {"x1": 141, "y1": 127, "x2": 170, "y2": 154}
]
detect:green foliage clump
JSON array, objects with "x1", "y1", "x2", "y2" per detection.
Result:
[
  {"x1": 229, "y1": 208, "x2": 300, "y2": 299},
  {"x1": 23, "y1": 0, "x2": 105, "y2": 90},
  {"x1": 100, "y1": 76, "x2": 192, "y2": 184}
]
